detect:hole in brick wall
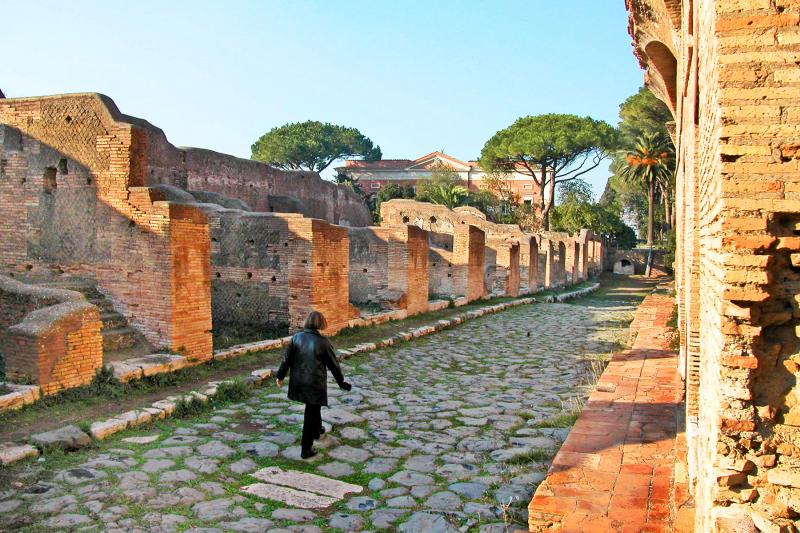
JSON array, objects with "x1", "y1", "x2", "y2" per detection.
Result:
[
  {"x1": 271, "y1": 276, "x2": 277, "y2": 282},
  {"x1": 58, "y1": 158, "x2": 68, "y2": 174},
  {"x1": 433, "y1": 263, "x2": 437, "y2": 267},
  {"x1": 129, "y1": 220, "x2": 136, "y2": 228},
  {"x1": 301, "y1": 259, "x2": 307, "y2": 264},
  {"x1": 86, "y1": 177, "x2": 92, "y2": 185},
  {"x1": 43, "y1": 167, "x2": 57, "y2": 193},
  {"x1": 247, "y1": 272, "x2": 253, "y2": 279},
  {"x1": 215, "y1": 272, "x2": 221, "y2": 278},
  {"x1": 284, "y1": 242, "x2": 288, "y2": 247},
  {"x1": 248, "y1": 239, "x2": 255, "y2": 244},
  {"x1": 770, "y1": 213, "x2": 800, "y2": 237},
  {"x1": 448, "y1": 273, "x2": 452, "y2": 277},
  {"x1": 721, "y1": 154, "x2": 741, "y2": 163},
  {"x1": 25, "y1": 264, "x2": 32, "y2": 270},
  {"x1": 430, "y1": 216, "x2": 437, "y2": 224},
  {"x1": 402, "y1": 216, "x2": 409, "y2": 223},
  {"x1": 0, "y1": 159, "x2": 6, "y2": 175},
  {"x1": 20, "y1": 177, "x2": 26, "y2": 185},
  {"x1": 236, "y1": 293, "x2": 241, "y2": 297},
  {"x1": 211, "y1": 237, "x2": 217, "y2": 242},
  {"x1": 448, "y1": 263, "x2": 451, "y2": 267},
  {"x1": 363, "y1": 268, "x2": 368, "y2": 273},
  {"x1": 65, "y1": 116, "x2": 72, "y2": 124}
]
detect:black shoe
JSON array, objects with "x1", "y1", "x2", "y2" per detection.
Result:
[{"x1": 301, "y1": 448, "x2": 317, "y2": 459}]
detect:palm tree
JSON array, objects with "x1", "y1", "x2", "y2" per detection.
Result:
[
  {"x1": 425, "y1": 182, "x2": 468, "y2": 209},
  {"x1": 617, "y1": 132, "x2": 674, "y2": 246}
]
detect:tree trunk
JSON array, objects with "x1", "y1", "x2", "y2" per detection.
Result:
[
  {"x1": 539, "y1": 166, "x2": 549, "y2": 230},
  {"x1": 544, "y1": 174, "x2": 556, "y2": 230},
  {"x1": 647, "y1": 178, "x2": 655, "y2": 246},
  {"x1": 663, "y1": 191, "x2": 672, "y2": 232}
]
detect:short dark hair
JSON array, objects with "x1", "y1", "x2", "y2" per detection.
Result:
[{"x1": 303, "y1": 311, "x2": 327, "y2": 331}]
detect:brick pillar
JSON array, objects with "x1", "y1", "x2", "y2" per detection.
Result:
[
  {"x1": 529, "y1": 237, "x2": 539, "y2": 292},
  {"x1": 286, "y1": 217, "x2": 355, "y2": 335},
  {"x1": 543, "y1": 239, "x2": 554, "y2": 289},
  {"x1": 571, "y1": 241, "x2": 580, "y2": 285},
  {"x1": 388, "y1": 225, "x2": 429, "y2": 316},
  {"x1": 169, "y1": 203, "x2": 213, "y2": 360},
  {"x1": 453, "y1": 224, "x2": 485, "y2": 302}
]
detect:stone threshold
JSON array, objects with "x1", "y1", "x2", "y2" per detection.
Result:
[{"x1": 0, "y1": 282, "x2": 599, "y2": 467}]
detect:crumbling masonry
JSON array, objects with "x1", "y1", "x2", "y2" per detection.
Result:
[
  {"x1": 626, "y1": 0, "x2": 800, "y2": 530},
  {"x1": 0, "y1": 92, "x2": 602, "y2": 397}
]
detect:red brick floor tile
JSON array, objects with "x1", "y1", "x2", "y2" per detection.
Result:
[{"x1": 527, "y1": 293, "x2": 694, "y2": 533}]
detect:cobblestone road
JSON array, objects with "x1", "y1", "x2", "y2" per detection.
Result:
[{"x1": 0, "y1": 293, "x2": 641, "y2": 533}]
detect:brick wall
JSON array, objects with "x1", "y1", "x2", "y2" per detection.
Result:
[
  {"x1": 0, "y1": 275, "x2": 102, "y2": 394},
  {"x1": 348, "y1": 225, "x2": 430, "y2": 315},
  {"x1": 626, "y1": 0, "x2": 800, "y2": 530},
  {"x1": 145, "y1": 141, "x2": 371, "y2": 227},
  {"x1": 0, "y1": 94, "x2": 212, "y2": 361}
]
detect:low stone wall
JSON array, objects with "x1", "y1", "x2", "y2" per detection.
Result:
[{"x1": 0, "y1": 275, "x2": 102, "y2": 394}]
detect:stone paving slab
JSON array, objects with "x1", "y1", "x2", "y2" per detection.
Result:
[
  {"x1": 241, "y1": 482, "x2": 340, "y2": 509},
  {"x1": 527, "y1": 292, "x2": 695, "y2": 532},
  {"x1": 251, "y1": 466, "x2": 362, "y2": 499}
]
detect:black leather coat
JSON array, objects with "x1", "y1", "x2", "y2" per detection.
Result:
[{"x1": 276, "y1": 329, "x2": 345, "y2": 406}]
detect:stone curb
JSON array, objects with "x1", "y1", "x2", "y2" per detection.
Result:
[
  {"x1": 0, "y1": 282, "x2": 599, "y2": 467},
  {"x1": 0, "y1": 368, "x2": 273, "y2": 468}
]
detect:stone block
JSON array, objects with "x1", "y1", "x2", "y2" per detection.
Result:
[
  {"x1": 0, "y1": 443, "x2": 39, "y2": 465},
  {"x1": 89, "y1": 418, "x2": 128, "y2": 440},
  {"x1": 31, "y1": 425, "x2": 91, "y2": 451}
]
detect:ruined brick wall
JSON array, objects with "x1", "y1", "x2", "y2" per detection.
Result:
[
  {"x1": 348, "y1": 225, "x2": 429, "y2": 315},
  {"x1": 348, "y1": 227, "x2": 391, "y2": 306},
  {"x1": 397, "y1": 225, "x2": 429, "y2": 315},
  {"x1": 285, "y1": 217, "x2": 356, "y2": 335},
  {"x1": 143, "y1": 136, "x2": 371, "y2": 226},
  {"x1": 380, "y1": 199, "x2": 541, "y2": 296},
  {"x1": 626, "y1": 1, "x2": 800, "y2": 529},
  {"x1": 454, "y1": 224, "x2": 486, "y2": 302},
  {"x1": 0, "y1": 275, "x2": 102, "y2": 394},
  {"x1": 486, "y1": 237, "x2": 520, "y2": 297},
  {"x1": 0, "y1": 94, "x2": 212, "y2": 360},
  {"x1": 429, "y1": 232, "x2": 456, "y2": 299}
]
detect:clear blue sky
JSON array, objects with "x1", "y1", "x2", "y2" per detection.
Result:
[{"x1": 1, "y1": 1, "x2": 643, "y2": 197}]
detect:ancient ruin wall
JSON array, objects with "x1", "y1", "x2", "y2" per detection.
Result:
[
  {"x1": 627, "y1": 0, "x2": 800, "y2": 530},
  {"x1": 0, "y1": 94, "x2": 212, "y2": 360},
  {"x1": 486, "y1": 236, "x2": 520, "y2": 297},
  {"x1": 141, "y1": 128, "x2": 371, "y2": 227},
  {"x1": 0, "y1": 275, "x2": 102, "y2": 394},
  {"x1": 349, "y1": 225, "x2": 430, "y2": 315},
  {"x1": 348, "y1": 228, "x2": 391, "y2": 306},
  {"x1": 428, "y1": 232, "x2": 456, "y2": 299}
]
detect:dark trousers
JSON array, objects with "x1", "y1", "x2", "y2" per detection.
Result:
[{"x1": 301, "y1": 403, "x2": 322, "y2": 452}]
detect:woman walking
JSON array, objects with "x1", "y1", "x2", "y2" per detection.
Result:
[{"x1": 275, "y1": 311, "x2": 351, "y2": 459}]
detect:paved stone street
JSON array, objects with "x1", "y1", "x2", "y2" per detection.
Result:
[{"x1": 0, "y1": 292, "x2": 641, "y2": 532}]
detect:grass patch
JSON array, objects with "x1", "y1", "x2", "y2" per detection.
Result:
[
  {"x1": 212, "y1": 321, "x2": 289, "y2": 350},
  {"x1": 506, "y1": 448, "x2": 557, "y2": 465},
  {"x1": 533, "y1": 411, "x2": 581, "y2": 428},
  {"x1": 213, "y1": 380, "x2": 250, "y2": 403}
]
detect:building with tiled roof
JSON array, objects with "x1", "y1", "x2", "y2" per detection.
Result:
[{"x1": 336, "y1": 151, "x2": 544, "y2": 206}]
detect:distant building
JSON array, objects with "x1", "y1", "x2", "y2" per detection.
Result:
[{"x1": 337, "y1": 151, "x2": 545, "y2": 207}]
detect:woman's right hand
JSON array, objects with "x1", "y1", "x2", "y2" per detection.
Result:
[{"x1": 276, "y1": 378, "x2": 284, "y2": 387}]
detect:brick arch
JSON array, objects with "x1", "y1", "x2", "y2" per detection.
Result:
[{"x1": 644, "y1": 40, "x2": 678, "y2": 115}]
